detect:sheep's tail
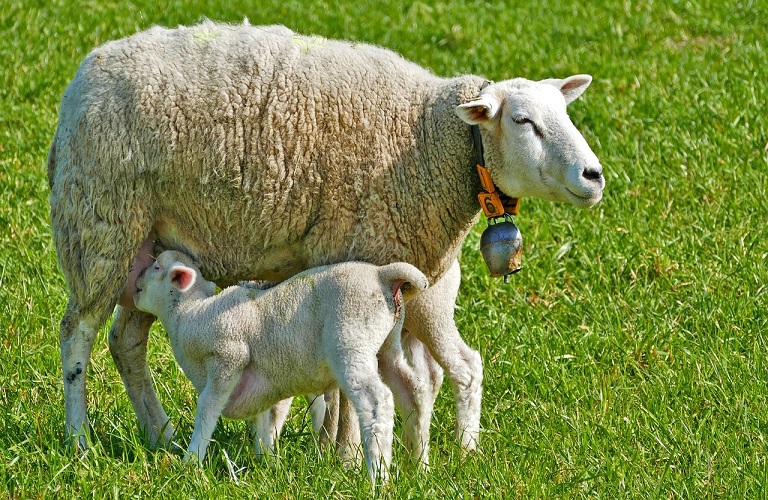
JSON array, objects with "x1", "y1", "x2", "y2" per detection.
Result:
[
  {"x1": 47, "y1": 133, "x2": 58, "y2": 190},
  {"x1": 378, "y1": 262, "x2": 429, "y2": 303}
]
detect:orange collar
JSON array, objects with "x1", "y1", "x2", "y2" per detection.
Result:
[
  {"x1": 476, "y1": 164, "x2": 519, "y2": 217},
  {"x1": 471, "y1": 124, "x2": 520, "y2": 218}
]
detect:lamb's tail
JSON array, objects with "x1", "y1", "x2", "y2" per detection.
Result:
[{"x1": 378, "y1": 262, "x2": 429, "y2": 303}]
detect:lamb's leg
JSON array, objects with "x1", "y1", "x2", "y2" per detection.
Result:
[
  {"x1": 336, "y1": 373, "x2": 394, "y2": 482},
  {"x1": 109, "y1": 307, "x2": 174, "y2": 447},
  {"x1": 335, "y1": 392, "x2": 363, "y2": 467},
  {"x1": 318, "y1": 390, "x2": 339, "y2": 452},
  {"x1": 248, "y1": 397, "x2": 293, "y2": 459},
  {"x1": 402, "y1": 330, "x2": 444, "y2": 460},
  {"x1": 378, "y1": 329, "x2": 431, "y2": 467},
  {"x1": 186, "y1": 366, "x2": 243, "y2": 464},
  {"x1": 306, "y1": 393, "x2": 326, "y2": 435},
  {"x1": 329, "y1": 336, "x2": 393, "y2": 481},
  {"x1": 405, "y1": 261, "x2": 482, "y2": 451}
]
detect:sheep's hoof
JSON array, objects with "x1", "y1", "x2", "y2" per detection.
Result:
[{"x1": 182, "y1": 451, "x2": 203, "y2": 466}]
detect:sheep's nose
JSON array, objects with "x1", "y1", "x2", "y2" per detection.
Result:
[{"x1": 582, "y1": 165, "x2": 603, "y2": 182}]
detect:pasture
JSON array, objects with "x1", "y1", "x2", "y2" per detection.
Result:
[{"x1": 1, "y1": 0, "x2": 766, "y2": 497}]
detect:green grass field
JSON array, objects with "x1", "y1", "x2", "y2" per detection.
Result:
[{"x1": 2, "y1": 0, "x2": 767, "y2": 497}]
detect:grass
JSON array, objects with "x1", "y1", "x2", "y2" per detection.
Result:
[{"x1": 1, "y1": 0, "x2": 767, "y2": 497}]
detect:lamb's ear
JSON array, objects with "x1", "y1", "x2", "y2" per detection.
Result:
[
  {"x1": 456, "y1": 93, "x2": 501, "y2": 125},
  {"x1": 169, "y1": 265, "x2": 196, "y2": 292},
  {"x1": 540, "y1": 74, "x2": 592, "y2": 104}
]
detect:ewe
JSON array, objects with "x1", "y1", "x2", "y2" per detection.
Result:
[
  {"x1": 48, "y1": 21, "x2": 605, "y2": 452},
  {"x1": 133, "y1": 250, "x2": 428, "y2": 481}
]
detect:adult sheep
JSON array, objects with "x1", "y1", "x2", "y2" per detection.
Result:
[{"x1": 48, "y1": 21, "x2": 604, "y2": 452}]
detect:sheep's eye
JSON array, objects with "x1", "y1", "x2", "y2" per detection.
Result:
[{"x1": 513, "y1": 116, "x2": 542, "y2": 137}]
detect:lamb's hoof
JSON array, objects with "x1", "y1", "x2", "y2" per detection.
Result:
[
  {"x1": 147, "y1": 428, "x2": 178, "y2": 451},
  {"x1": 64, "y1": 430, "x2": 92, "y2": 452},
  {"x1": 458, "y1": 429, "x2": 480, "y2": 453},
  {"x1": 337, "y1": 443, "x2": 363, "y2": 469}
]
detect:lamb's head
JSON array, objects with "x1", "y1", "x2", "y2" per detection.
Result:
[
  {"x1": 133, "y1": 250, "x2": 216, "y2": 315},
  {"x1": 456, "y1": 75, "x2": 604, "y2": 208}
]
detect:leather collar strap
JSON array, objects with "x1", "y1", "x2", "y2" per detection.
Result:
[
  {"x1": 472, "y1": 123, "x2": 486, "y2": 167},
  {"x1": 471, "y1": 82, "x2": 519, "y2": 217}
]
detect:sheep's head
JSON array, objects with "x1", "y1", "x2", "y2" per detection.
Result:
[
  {"x1": 456, "y1": 75, "x2": 604, "y2": 208},
  {"x1": 134, "y1": 250, "x2": 216, "y2": 315}
]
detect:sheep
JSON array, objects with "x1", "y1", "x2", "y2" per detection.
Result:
[
  {"x1": 132, "y1": 250, "x2": 430, "y2": 481},
  {"x1": 48, "y1": 20, "x2": 605, "y2": 454}
]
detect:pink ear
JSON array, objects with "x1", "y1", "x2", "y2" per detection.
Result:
[
  {"x1": 540, "y1": 74, "x2": 592, "y2": 104},
  {"x1": 456, "y1": 94, "x2": 501, "y2": 125},
  {"x1": 169, "y1": 266, "x2": 196, "y2": 292}
]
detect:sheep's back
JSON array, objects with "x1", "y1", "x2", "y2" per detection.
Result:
[{"x1": 50, "y1": 21, "x2": 476, "y2": 285}]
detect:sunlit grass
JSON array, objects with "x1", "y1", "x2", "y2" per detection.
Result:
[{"x1": 1, "y1": 0, "x2": 767, "y2": 497}]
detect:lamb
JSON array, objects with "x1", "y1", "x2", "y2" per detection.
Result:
[
  {"x1": 48, "y1": 20, "x2": 605, "y2": 454},
  {"x1": 132, "y1": 250, "x2": 430, "y2": 481}
]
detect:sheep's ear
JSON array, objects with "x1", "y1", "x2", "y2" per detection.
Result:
[
  {"x1": 456, "y1": 94, "x2": 501, "y2": 125},
  {"x1": 540, "y1": 74, "x2": 592, "y2": 104},
  {"x1": 169, "y1": 265, "x2": 196, "y2": 292}
]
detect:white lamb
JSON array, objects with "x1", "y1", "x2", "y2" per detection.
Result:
[
  {"x1": 133, "y1": 250, "x2": 430, "y2": 481},
  {"x1": 48, "y1": 20, "x2": 605, "y2": 454}
]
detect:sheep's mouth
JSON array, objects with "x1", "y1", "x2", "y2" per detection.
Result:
[{"x1": 565, "y1": 187, "x2": 602, "y2": 208}]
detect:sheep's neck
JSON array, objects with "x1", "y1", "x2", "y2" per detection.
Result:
[
  {"x1": 468, "y1": 81, "x2": 520, "y2": 219},
  {"x1": 384, "y1": 79, "x2": 488, "y2": 280},
  {"x1": 472, "y1": 124, "x2": 520, "y2": 218}
]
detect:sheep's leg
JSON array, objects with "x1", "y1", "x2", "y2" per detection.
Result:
[
  {"x1": 318, "y1": 390, "x2": 362, "y2": 461},
  {"x1": 109, "y1": 307, "x2": 174, "y2": 447},
  {"x1": 51, "y1": 193, "x2": 150, "y2": 448},
  {"x1": 405, "y1": 261, "x2": 482, "y2": 451},
  {"x1": 403, "y1": 330, "x2": 444, "y2": 421},
  {"x1": 59, "y1": 302, "x2": 108, "y2": 449},
  {"x1": 248, "y1": 397, "x2": 293, "y2": 459},
  {"x1": 378, "y1": 330, "x2": 431, "y2": 467},
  {"x1": 269, "y1": 397, "x2": 293, "y2": 441}
]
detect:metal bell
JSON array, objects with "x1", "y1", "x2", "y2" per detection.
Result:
[{"x1": 480, "y1": 216, "x2": 523, "y2": 281}]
